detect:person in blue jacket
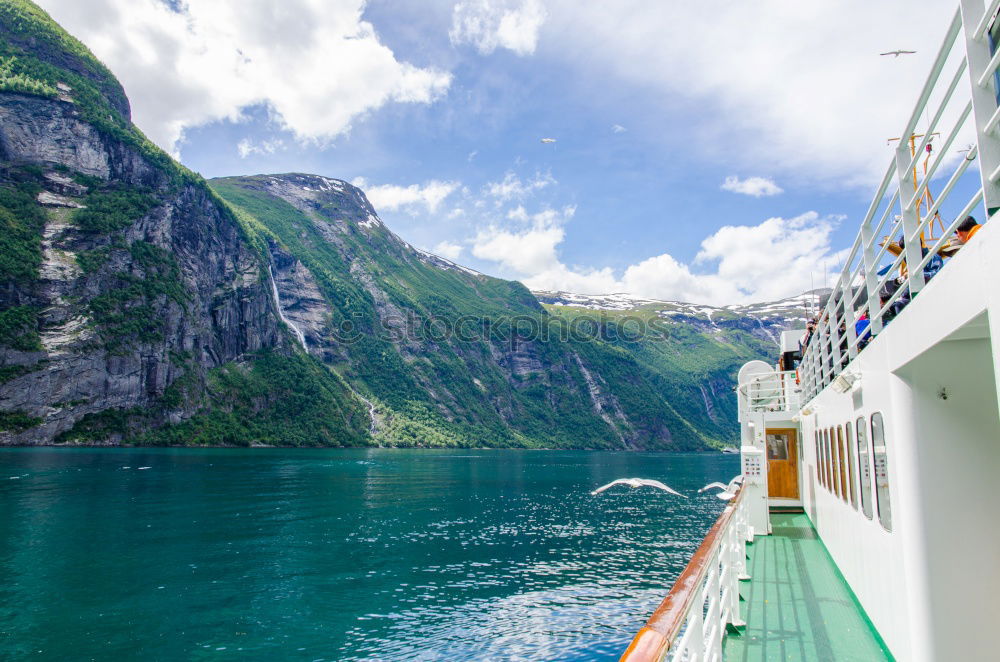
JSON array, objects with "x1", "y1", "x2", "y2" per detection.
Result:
[{"x1": 855, "y1": 311, "x2": 871, "y2": 350}]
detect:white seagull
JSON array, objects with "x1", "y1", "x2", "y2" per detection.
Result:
[
  {"x1": 540, "y1": 138, "x2": 556, "y2": 144},
  {"x1": 590, "y1": 478, "x2": 687, "y2": 497},
  {"x1": 880, "y1": 50, "x2": 916, "y2": 57},
  {"x1": 698, "y1": 475, "x2": 744, "y2": 501}
]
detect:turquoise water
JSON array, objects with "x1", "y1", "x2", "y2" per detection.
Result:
[{"x1": 0, "y1": 448, "x2": 737, "y2": 661}]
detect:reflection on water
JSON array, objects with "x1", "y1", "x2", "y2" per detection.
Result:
[{"x1": 0, "y1": 448, "x2": 737, "y2": 661}]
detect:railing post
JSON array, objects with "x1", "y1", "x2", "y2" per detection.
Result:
[
  {"x1": 802, "y1": 350, "x2": 819, "y2": 400},
  {"x1": 960, "y1": 0, "x2": 1000, "y2": 218},
  {"x1": 842, "y1": 272, "x2": 859, "y2": 361},
  {"x1": 705, "y1": 560, "x2": 722, "y2": 661},
  {"x1": 728, "y1": 520, "x2": 747, "y2": 626},
  {"x1": 816, "y1": 319, "x2": 828, "y2": 391},
  {"x1": 737, "y1": 499, "x2": 752, "y2": 579},
  {"x1": 687, "y1": 588, "x2": 705, "y2": 662},
  {"x1": 860, "y1": 221, "x2": 884, "y2": 336},
  {"x1": 826, "y1": 295, "x2": 844, "y2": 376}
]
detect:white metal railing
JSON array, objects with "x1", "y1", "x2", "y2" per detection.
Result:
[
  {"x1": 799, "y1": 0, "x2": 1000, "y2": 403},
  {"x1": 738, "y1": 371, "x2": 801, "y2": 414},
  {"x1": 621, "y1": 487, "x2": 753, "y2": 662}
]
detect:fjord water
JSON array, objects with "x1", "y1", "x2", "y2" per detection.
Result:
[{"x1": 0, "y1": 448, "x2": 737, "y2": 661}]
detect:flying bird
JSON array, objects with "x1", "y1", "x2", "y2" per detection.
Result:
[
  {"x1": 590, "y1": 478, "x2": 687, "y2": 497},
  {"x1": 958, "y1": 144, "x2": 977, "y2": 160},
  {"x1": 880, "y1": 50, "x2": 916, "y2": 57},
  {"x1": 699, "y1": 475, "x2": 744, "y2": 501},
  {"x1": 540, "y1": 138, "x2": 556, "y2": 144}
]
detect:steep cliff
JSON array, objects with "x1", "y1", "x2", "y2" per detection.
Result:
[{"x1": 0, "y1": 0, "x2": 368, "y2": 446}]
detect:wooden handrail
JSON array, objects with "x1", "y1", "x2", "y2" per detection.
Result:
[{"x1": 620, "y1": 485, "x2": 747, "y2": 662}]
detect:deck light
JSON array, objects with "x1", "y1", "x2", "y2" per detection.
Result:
[{"x1": 831, "y1": 371, "x2": 859, "y2": 394}]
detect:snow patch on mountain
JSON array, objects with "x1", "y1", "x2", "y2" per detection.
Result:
[
  {"x1": 534, "y1": 289, "x2": 829, "y2": 346},
  {"x1": 414, "y1": 247, "x2": 483, "y2": 277}
]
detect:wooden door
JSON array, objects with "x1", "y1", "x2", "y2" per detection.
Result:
[{"x1": 766, "y1": 428, "x2": 799, "y2": 499}]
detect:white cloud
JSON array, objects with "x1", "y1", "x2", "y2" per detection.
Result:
[
  {"x1": 485, "y1": 171, "x2": 555, "y2": 201},
  {"x1": 470, "y1": 206, "x2": 622, "y2": 295},
  {"x1": 433, "y1": 241, "x2": 464, "y2": 260},
  {"x1": 473, "y1": 222, "x2": 564, "y2": 275},
  {"x1": 720, "y1": 175, "x2": 783, "y2": 197},
  {"x1": 625, "y1": 212, "x2": 847, "y2": 303},
  {"x1": 544, "y1": 0, "x2": 958, "y2": 185},
  {"x1": 471, "y1": 205, "x2": 844, "y2": 304},
  {"x1": 506, "y1": 205, "x2": 529, "y2": 221},
  {"x1": 237, "y1": 137, "x2": 285, "y2": 158},
  {"x1": 37, "y1": 0, "x2": 452, "y2": 156},
  {"x1": 352, "y1": 178, "x2": 460, "y2": 214},
  {"x1": 611, "y1": 124, "x2": 626, "y2": 134},
  {"x1": 450, "y1": 0, "x2": 547, "y2": 56}
]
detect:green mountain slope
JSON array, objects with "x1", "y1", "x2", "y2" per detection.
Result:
[
  {"x1": 209, "y1": 174, "x2": 795, "y2": 450},
  {"x1": 535, "y1": 292, "x2": 817, "y2": 441}
]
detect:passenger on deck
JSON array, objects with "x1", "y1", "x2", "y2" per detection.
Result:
[
  {"x1": 954, "y1": 216, "x2": 982, "y2": 245},
  {"x1": 916, "y1": 238, "x2": 943, "y2": 281},
  {"x1": 855, "y1": 312, "x2": 871, "y2": 350},
  {"x1": 801, "y1": 317, "x2": 817, "y2": 350},
  {"x1": 896, "y1": 235, "x2": 943, "y2": 282},
  {"x1": 838, "y1": 321, "x2": 849, "y2": 369},
  {"x1": 877, "y1": 236, "x2": 942, "y2": 321}
]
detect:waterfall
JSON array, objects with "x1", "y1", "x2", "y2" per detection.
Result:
[
  {"x1": 268, "y1": 264, "x2": 377, "y2": 435},
  {"x1": 357, "y1": 391, "x2": 379, "y2": 435},
  {"x1": 268, "y1": 265, "x2": 308, "y2": 350}
]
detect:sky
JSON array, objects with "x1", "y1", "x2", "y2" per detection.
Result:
[{"x1": 36, "y1": 0, "x2": 968, "y2": 305}]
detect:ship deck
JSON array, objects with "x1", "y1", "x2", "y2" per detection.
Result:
[{"x1": 723, "y1": 513, "x2": 893, "y2": 662}]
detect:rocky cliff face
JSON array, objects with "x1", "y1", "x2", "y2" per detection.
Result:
[
  {"x1": 0, "y1": 90, "x2": 292, "y2": 444},
  {"x1": 0, "y1": 3, "x2": 367, "y2": 446}
]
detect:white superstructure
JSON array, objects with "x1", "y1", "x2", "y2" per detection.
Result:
[
  {"x1": 740, "y1": 2, "x2": 1000, "y2": 658},
  {"x1": 623, "y1": 2, "x2": 1000, "y2": 660}
]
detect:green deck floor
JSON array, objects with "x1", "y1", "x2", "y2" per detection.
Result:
[{"x1": 723, "y1": 513, "x2": 893, "y2": 662}]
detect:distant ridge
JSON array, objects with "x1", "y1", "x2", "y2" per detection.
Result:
[{"x1": 533, "y1": 289, "x2": 827, "y2": 345}]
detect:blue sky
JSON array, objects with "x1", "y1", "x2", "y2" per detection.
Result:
[{"x1": 38, "y1": 0, "x2": 968, "y2": 304}]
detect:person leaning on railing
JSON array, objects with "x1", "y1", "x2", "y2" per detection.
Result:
[
  {"x1": 877, "y1": 234, "x2": 944, "y2": 320},
  {"x1": 954, "y1": 216, "x2": 982, "y2": 246}
]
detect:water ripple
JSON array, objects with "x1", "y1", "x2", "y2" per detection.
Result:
[{"x1": 0, "y1": 447, "x2": 737, "y2": 660}]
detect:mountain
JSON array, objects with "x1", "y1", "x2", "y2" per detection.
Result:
[
  {"x1": 208, "y1": 173, "x2": 769, "y2": 450},
  {"x1": 0, "y1": 0, "x2": 809, "y2": 450},
  {"x1": 530, "y1": 291, "x2": 818, "y2": 442},
  {"x1": 0, "y1": 0, "x2": 367, "y2": 447},
  {"x1": 532, "y1": 290, "x2": 822, "y2": 345}
]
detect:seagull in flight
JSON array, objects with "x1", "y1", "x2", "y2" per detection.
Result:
[
  {"x1": 590, "y1": 478, "x2": 687, "y2": 497},
  {"x1": 540, "y1": 138, "x2": 556, "y2": 144},
  {"x1": 880, "y1": 50, "x2": 916, "y2": 57},
  {"x1": 698, "y1": 475, "x2": 744, "y2": 501}
]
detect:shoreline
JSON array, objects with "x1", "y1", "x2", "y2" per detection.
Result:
[{"x1": 0, "y1": 442, "x2": 735, "y2": 453}]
